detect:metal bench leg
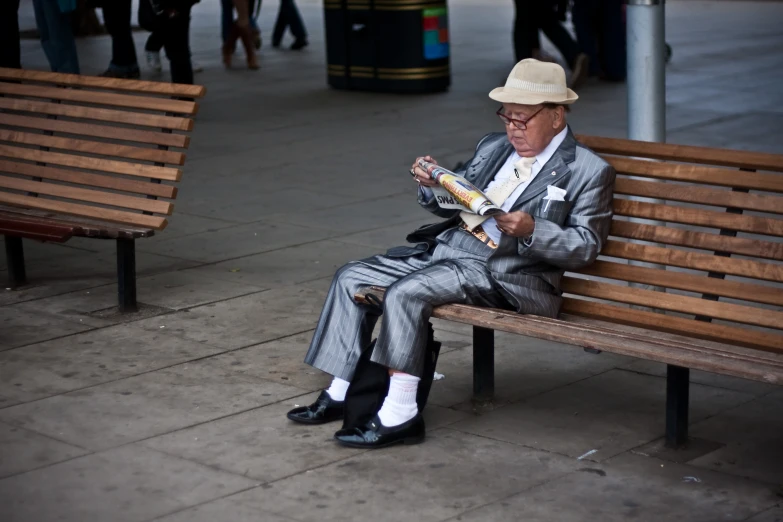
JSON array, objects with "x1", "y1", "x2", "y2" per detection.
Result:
[
  {"x1": 473, "y1": 326, "x2": 495, "y2": 401},
  {"x1": 117, "y1": 238, "x2": 138, "y2": 313},
  {"x1": 5, "y1": 236, "x2": 27, "y2": 288},
  {"x1": 665, "y1": 364, "x2": 689, "y2": 448}
]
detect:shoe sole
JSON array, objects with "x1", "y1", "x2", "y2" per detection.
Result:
[
  {"x1": 335, "y1": 434, "x2": 425, "y2": 449},
  {"x1": 286, "y1": 412, "x2": 344, "y2": 425}
]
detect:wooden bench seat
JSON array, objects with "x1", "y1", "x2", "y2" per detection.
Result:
[
  {"x1": 0, "y1": 67, "x2": 205, "y2": 311},
  {"x1": 355, "y1": 136, "x2": 783, "y2": 449}
]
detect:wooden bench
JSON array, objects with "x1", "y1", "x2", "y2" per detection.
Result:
[
  {"x1": 355, "y1": 136, "x2": 783, "y2": 449},
  {"x1": 0, "y1": 67, "x2": 205, "y2": 312}
]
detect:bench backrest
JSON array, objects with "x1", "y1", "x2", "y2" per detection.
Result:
[
  {"x1": 0, "y1": 68, "x2": 206, "y2": 231},
  {"x1": 567, "y1": 135, "x2": 783, "y2": 355}
]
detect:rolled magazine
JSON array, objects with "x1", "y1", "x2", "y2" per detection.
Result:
[{"x1": 416, "y1": 159, "x2": 502, "y2": 216}]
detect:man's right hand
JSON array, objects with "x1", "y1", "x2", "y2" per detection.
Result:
[{"x1": 410, "y1": 156, "x2": 440, "y2": 188}]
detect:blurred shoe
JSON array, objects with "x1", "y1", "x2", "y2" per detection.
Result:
[
  {"x1": 100, "y1": 66, "x2": 141, "y2": 79},
  {"x1": 239, "y1": 25, "x2": 260, "y2": 69},
  {"x1": 223, "y1": 24, "x2": 240, "y2": 68},
  {"x1": 146, "y1": 51, "x2": 162, "y2": 73},
  {"x1": 570, "y1": 53, "x2": 589, "y2": 89},
  {"x1": 290, "y1": 39, "x2": 308, "y2": 51},
  {"x1": 192, "y1": 60, "x2": 204, "y2": 73}
]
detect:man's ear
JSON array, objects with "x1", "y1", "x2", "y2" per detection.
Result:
[{"x1": 552, "y1": 106, "x2": 565, "y2": 129}]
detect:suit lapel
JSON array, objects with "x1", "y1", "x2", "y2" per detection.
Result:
[
  {"x1": 474, "y1": 141, "x2": 514, "y2": 190},
  {"x1": 509, "y1": 127, "x2": 577, "y2": 209}
]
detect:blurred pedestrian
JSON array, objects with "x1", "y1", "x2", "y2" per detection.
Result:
[
  {"x1": 1, "y1": 0, "x2": 22, "y2": 68},
  {"x1": 222, "y1": 0, "x2": 259, "y2": 69},
  {"x1": 572, "y1": 0, "x2": 626, "y2": 81},
  {"x1": 138, "y1": 0, "x2": 199, "y2": 84},
  {"x1": 100, "y1": 0, "x2": 140, "y2": 78},
  {"x1": 222, "y1": 0, "x2": 261, "y2": 51},
  {"x1": 33, "y1": 0, "x2": 80, "y2": 73},
  {"x1": 513, "y1": 0, "x2": 588, "y2": 88},
  {"x1": 272, "y1": 0, "x2": 307, "y2": 50}
]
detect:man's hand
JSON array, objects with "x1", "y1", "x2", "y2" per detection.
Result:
[
  {"x1": 494, "y1": 211, "x2": 535, "y2": 238},
  {"x1": 410, "y1": 156, "x2": 439, "y2": 188}
]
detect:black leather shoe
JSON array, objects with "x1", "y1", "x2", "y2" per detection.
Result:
[
  {"x1": 286, "y1": 391, "x2": 344, "y2": 425},
  {"x1": 334, "y1": 414, "x2": 425, "y2": 449}
]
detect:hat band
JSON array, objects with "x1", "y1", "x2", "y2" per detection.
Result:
[{"x1": 504, "y1": 78, "x2": 567, "y2": 95}]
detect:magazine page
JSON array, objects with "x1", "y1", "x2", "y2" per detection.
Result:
[{"x1": 416, "y1": 159, "x2": 503, "y2": 216}]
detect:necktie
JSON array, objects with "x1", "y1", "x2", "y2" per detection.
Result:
[{"x1": 460, "y1": 156, "x2": 536, "y2": 231}]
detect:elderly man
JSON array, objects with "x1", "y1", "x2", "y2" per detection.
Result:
[{"x1": 287, "y1": 59, "x2": 616, "y2": 448}]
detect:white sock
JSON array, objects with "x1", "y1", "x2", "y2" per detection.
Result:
[
  {"x1": 325, "y1": 377, "x2": 350, "y2": 402},
  {"x1": 377, "y1": 373, "x2": 420, "y2": 427}
]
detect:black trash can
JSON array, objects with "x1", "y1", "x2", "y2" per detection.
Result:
[{"x1": 324, "y1": 0, "x2": 451, "y2": 93}]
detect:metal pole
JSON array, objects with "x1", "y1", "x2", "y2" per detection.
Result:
[
  {"x1": 626, "y1": 0, "x2": 666, "y2": 292},
  {"x1": 627, "y1": 0, "x2": 666, "y2": 142}
]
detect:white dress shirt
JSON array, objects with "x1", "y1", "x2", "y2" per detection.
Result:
[{"x1": 420, "y1": 127, "x2": 568, "y2": 245}]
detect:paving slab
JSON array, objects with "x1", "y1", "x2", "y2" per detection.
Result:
[
  {"x1": 0, "y1": 361, "x2": 304, "y2": 450},
  {"x1": 0, "y1": 422, "x2": 88, "y2": 479},
  {"x1": 265, "y1": 193, "x2": 426, "y2": 235},
  {"x1": 453, "y1": 452, "x2": 782, "y2": 522},
  {"x1": 156, "y1": 500, "x2": 299, "y2": 522},
  {"x1": 194, "y1": 331, "x2": 329, "y2": 392},
  {"x1": 143, "y1": 394, "x2": 470, "y2": 488},
  {"x1": 428, "y1": 331, "x2": 631, "y2": 410},
  {"x1": 0, "y1": 445, "x2": 257, "y2": 522},
  {"x1": 687, "y1": 392, "x2": 783, "y2": 485},
  {"x1": 186, "y1": 239, "x2": 380, "y2": 289},
  {"x1": 0, "y1": 324, "x2": 228, "y2": 403},
  {"x1": 141, "y1": 394, "x2": 359, "y2": 484},
  {"x1": 136, "y1": 220, "x2": 339, "y2": 263},
  {"x1": 450, "y1": 369, "x2": 754, "y2": 462},
  {"x1": 177, "y1": 185, "x2": 364, "y2": 224},
  {"x1": 0, "y1": 305, "x2": 95, "y2": 349},
  {"x1": 202, "y1": 428, "x2": 577, "y2": 522},
  {"x1": 746, "y1": 506, "x2": 783, "y2": 522},
  {"x1": 132, "y1": 285, "x2": 327, "y2": 350}
]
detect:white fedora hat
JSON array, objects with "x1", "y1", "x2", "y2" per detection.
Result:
[{"x1": 489, "y1": 59, "x2": 578, "y2": 105}]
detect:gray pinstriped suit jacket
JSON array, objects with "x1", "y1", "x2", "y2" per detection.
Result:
[{"x1": 390, "y1": 127, "x2": 616, "y2": 318}]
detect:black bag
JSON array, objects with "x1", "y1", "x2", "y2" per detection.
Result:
[{"x1": 341, "y1": 322, "x2": 441, "y2": 429}]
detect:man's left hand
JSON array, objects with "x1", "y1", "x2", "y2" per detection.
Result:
[{"x1": 494, "y1": 211, "x2": 535, "y2": 238}]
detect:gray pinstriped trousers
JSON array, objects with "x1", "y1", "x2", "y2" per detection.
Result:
[{"x1": 304, "y1": 228, "x2": 512, "y2": 380}]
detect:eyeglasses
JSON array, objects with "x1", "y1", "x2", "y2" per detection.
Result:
[{"x1": 496, "y1": 106, "x2": 546, "y2": 130}]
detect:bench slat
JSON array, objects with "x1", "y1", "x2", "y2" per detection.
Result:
[
  {"x1": 0, "y1": 192, "x2": 167, "y2": 229},
  {"x1": 560, "y1": 277, "x2": 783, "y2": 330},
  {"x1": 578, "y1": 135, "x2": 783, "y2": 172},
  {"x1": 613, "y1": 199, "x2": 783, "y2": 237},
  {"x1": 0, "y1": 97, "x2": 193, "y2": 131},
  {"x1": 0, "y1": 219, "x2": 76, "y2": 242},
  {"x1": 0, "y1": 144, "x2": 181, "y2": 181},
  {"x1": 0, "y1": 129, "x2": 185, "y2": 165},
  {"x1": 355, "y1": 287, "x2": 783, "y2": 360},
  {"x1": 561, "y1": 299, "x2": 783, "y2": 354},
  {"x1": 615, "y1": 178, "x2": 782, "y2": 214},
  {"x1": 607, "y1": 157, "x2": 783, "y2": 193},
  {"x1": 609, "y1": 221, "x2": 783, "y2": 262},
  {"x1": 0, "y1": 175, "x2": 172, "y2": 215},
  {"x1": 0, "y1": 207, "x2": 154, "y2": 238},
  {"x1": 601, "y1": 240, "x2": 783, "y2": 282},
  {"x1": 0, "y1": 160, "x2": 177, "y2": 199},
  {"x1": 0, "y1": 67, "x2": 206, "y2": 98},
  {"x1": 0, "y1": 113, "x2": 189, "y2": 148},
  {"x1": 0, "y1": 82, "x2": 198, "y2": 115},
  {"x1": 575, "y1": 260, "x2": 783, "y2": 307}
]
